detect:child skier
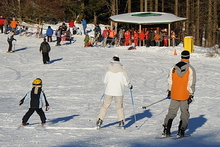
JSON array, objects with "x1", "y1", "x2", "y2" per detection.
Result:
[
  {"x1": 7, "y1": 31, "x2": 16, "y2": 53},
  {"x1": 19, "y1": 78, "x2": 50, "y2": 126}
]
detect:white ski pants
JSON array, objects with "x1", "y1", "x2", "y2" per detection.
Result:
[{"x1": 97, "y1": 95, "x2": 125, "y2": 121}]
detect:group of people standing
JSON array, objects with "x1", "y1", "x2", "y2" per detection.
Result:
[{"x1": 96, "y1": 51, "x2": 196, "y2": 139}]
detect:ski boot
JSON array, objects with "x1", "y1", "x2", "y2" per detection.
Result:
[
  {"x1": 161, "y1": 119, "x2": 173, "y2": 138},
  {"x1": 96, "y1": 118, "x2": 103, "y2": 130},
  {"x1": 118, "y1": 120, "x2": 125, "y2": 129},
  {"x1": 177, "y1": 129, "x2": 185, "y2": 138}
]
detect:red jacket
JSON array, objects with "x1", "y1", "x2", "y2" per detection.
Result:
[
  {"x1": 124, "y1": 31, "x2": 131, "y2": 39},
  {"x1": 0, "y1": 18, "x2": 4, "y2": 25},
  {"x1": 69, "y1": 20, "x2": 74, "y2": 28},
  {"x1": 139, "y1": 32, "x2": 145, "y2": 39}
]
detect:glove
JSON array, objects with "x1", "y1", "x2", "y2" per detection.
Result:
[
  {"x1": 188, "y1": 95, "x2": 194, "y2": 104},
  {"x1": 167, "y1": 90, "x2": 171, "y2": 99},
  {"x1": 19, "y1": 100, "x2": 24, "y2": 106},
  {"x1": 129, "y1": 85, "x2": 133, "y2": 89},
  {"x1": 45, "y1": 106, "x2": 50, "y2": 111}
]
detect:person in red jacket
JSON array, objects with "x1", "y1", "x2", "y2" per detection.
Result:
[
  {"x1": 0, "y1": 16, "x2": 5, "y2": 33},
  {"x1": 133, "y1": 30, "x2": 139, "y2": 46},
  {"x1": 123, "y1": 30, "x2": 131, "y2": 46},
  {"x1": 68, "y1": 20, "x2": 75, "y2": 35},
  {"x1": 139, "y1": 30, "x2": 145, "y2": 46},
  {"x1": 162, "y1": 50, "x2": 196, "y2": 138}
]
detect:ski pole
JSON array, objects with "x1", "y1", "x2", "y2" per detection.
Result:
[
  {"x1": 100, "y1": 93, "x2": 105, "y2": 101},
  {"x1": 142, "y1": 96, "x2": 170, "y2": 109},
  {"x1": 130, "y1": 89, "x2": 137, "y2": 127}
]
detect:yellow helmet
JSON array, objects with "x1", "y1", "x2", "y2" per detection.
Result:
[{"x1": 32, "y1": 78, "x2": 42, "y2": 87}]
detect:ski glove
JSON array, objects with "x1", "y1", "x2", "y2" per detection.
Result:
[
  {"x1": 45, "y1": 106, "x2": 50, "y2": 111},
  {"x1": 19, "y1": 100, "x2": 24, "y2": 106},
  {"x1": 188, "y1": 95, "x2": 194, "y2": 104}
]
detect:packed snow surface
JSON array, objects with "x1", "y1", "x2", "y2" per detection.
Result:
[{"x1": 0, "y1": 23, "x2": 220, "y2": 147}]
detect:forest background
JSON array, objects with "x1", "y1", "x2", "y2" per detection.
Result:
[{"x1": 0, "y1": 0, "x2": 220, "y2": 47}]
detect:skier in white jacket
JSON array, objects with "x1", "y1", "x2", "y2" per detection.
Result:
[{"x1": 96, "y1": 55, "x2": 132, "y2": 129}]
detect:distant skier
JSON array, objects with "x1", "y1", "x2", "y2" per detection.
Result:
[
  {"x1": 96, "y1": 55, "x2": 132, "y2": 129},
  {"x1": 19, "y1": 78, "x2": 50, "y2": 126},
  {"x1": 46, "y1": 26, "x2": 53, "y2": 42},
  {"x1": 39, "y1": 38, "x2": 51, "y2": 64},
  {"x1": 7, "y1": 31, "x2": 16, "y2": 53},
  {"x1": 162, "y1": 50, "x2": 196, "y2": 138}
]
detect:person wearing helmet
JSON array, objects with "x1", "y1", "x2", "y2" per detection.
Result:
[{"x1": 19, "y1": 78, "x2": 50, "y2": 126}]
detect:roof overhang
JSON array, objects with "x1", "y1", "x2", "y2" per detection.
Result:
[{"x1": 110, "y1": 12, "x2": 187, "y2": 25}]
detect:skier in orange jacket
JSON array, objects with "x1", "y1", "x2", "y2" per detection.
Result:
[{"x1": 162, "y1": 50, "x2": 196, "y2": 138}]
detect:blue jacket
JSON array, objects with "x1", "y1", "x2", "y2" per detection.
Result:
[{"x1": 46, "y1": 28, "x2": 54, "y2": 36}]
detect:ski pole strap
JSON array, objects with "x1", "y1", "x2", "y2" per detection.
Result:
[{"x1": 130, "y1": 89, "x2": 135, "y2": 105}]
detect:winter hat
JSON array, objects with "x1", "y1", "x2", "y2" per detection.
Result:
[
  {"x1": 113, "y1": 55, "x2": 120, "y2": 61},
  {"x1": 181, "y1": 50, "x2": 190, "y2": 59}
]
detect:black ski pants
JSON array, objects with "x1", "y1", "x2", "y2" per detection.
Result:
[
  {"x1": 22, "y1": 108, "x2": 46, "y2": 123},
  {"x1": 42, "y1": 52, "x2": 50, "y2": 64},
  {"x1": 7, "y1": 41, "x2": 12, "y2": 52}
]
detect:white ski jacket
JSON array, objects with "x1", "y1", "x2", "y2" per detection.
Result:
[{"x1": 103, "y1": 61, "x2": 131, "y2": 96}]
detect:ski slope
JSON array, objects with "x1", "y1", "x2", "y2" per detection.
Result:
[{"x1": 0, "y1": 23, "x2": 220, "y2": 147}]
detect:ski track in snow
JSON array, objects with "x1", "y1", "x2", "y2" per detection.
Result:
[{"x1": 0, "y1": 24, "x2": 220, "y2": 147}]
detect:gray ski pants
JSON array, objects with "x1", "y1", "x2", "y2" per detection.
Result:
[
  {"x1": 97, "y1": 95, "x2": 125, "y2": 121},
  {"x1": 164, "y1": 99, "x2": 190, "y2": 130}
]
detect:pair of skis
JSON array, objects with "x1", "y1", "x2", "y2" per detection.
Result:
[{"x1": 156, "y1": 134, "x2": 191, "y2": 140}]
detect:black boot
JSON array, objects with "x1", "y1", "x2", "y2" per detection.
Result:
[
  {"x1": 162, "y1": 119, "x2": 173, "y2": 137},
  {"x1": 177, "y1": 129, "x2": 185, "y2": 138},
  {"x1": 96, "y1": 118, "x2": 103, "y2": 129},
  {"x1": 177, "y1": 120, "x2": 185, "y2": 138},
  {"x1": 118, "y1": 120, "x2": 125, "y2": 129}
]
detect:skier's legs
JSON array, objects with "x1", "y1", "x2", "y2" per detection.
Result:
[
  {"x1": 164, "y1": 99, "x2": 180, "y2": 126},
  {"x1": 22, "y1": 108, "x2": 35, "y2": 123},
  {"x1": 97, "y1": 95, "x2": 113, "y2": 120},
  {"x1": 114, "y1": 96, "x2": 125, "y2": 121},
  {"x1": 36, "y1": 108, "x2": 47, "y2": 123},
  {"x1": 179, "y1": 100, "x2": 190, "y2": 130},
  {"x1": 8, "y1": 41, "x2": 12, "y2": 52},
  {"x1": 42, "y1": 53, "x2": 47, "y2": 64}
]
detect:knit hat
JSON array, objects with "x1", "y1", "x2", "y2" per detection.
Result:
[
  {"x1": 113, "y1": 55, "x2": 120, "y2": 61},
  {"x1": 181, "y1": 50, "x2": 190, "y2": 59}
]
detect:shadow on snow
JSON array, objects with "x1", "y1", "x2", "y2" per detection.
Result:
[
  {"x1": 101, "y1": 109, "x2": 152, "y2": 128},
  {"x1": 48, "y1": 114, "x2": 79, "y2": 124}
]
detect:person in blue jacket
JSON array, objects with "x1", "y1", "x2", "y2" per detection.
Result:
[
  {"x1": 81, "y1": 19, "x2": 87, "y2": 35},
  {"x1": 46, "y1": 26, "x2": 53, "y2": 42}
]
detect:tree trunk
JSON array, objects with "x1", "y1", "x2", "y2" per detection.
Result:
[
  {"x1": 128, "y1": 0, "x2": 131, "y2": 13},
  {"x1": 185, "y1": 0, "x2": 190, "y2": 35},
  {"x1": 206, "y1": 0, "x2": 212, "y2": 47},
  {"x1": 111, "y1": 0, "x2": 116, "y2": 16},
  {"x1": 195, "y1": 0, "x2": 200, "y2": 46},
  {"x1": 140, "y1": 0, "x2": 143, "y2": 12},
  {"x1": 145, "y1": 0, "x2": 148, "y2": 12},
  {"x1": 149, "y1": 0, "x2": 153, "y2": 12},
  {"x1": 155, "y1": 0, "x2": 158, "y2": 12},
  {"x1": 161, "y1": 0, "x2": 164, "y2": 12},
  {"x1": 174, "y1": 0, "x2": 178, "y2": 16},
  {"x1": 213, "y1": 0, "x2": 218, "y2": 45}
]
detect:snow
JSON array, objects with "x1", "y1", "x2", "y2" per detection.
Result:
[{"x1": 0, "y1": 23, "x2": 220, "y2": 147}]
